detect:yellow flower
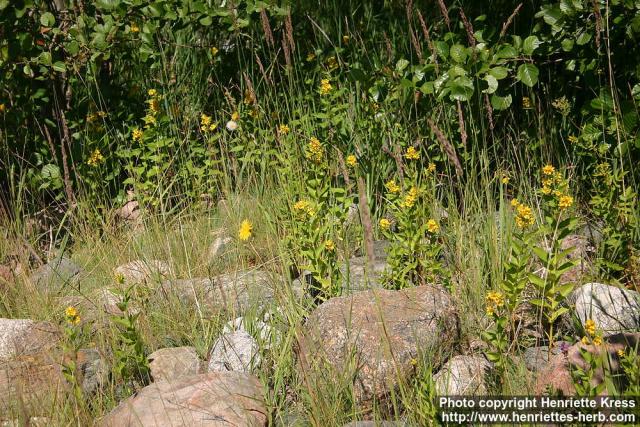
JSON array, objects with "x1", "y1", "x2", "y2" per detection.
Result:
[
  {"x1": 541, "y1": 186, "x2": 552, "y2": 195},
  {"x1": 385, "y1": 180, "x2": 401, "y2": 194},
  {"x1": 278, "y1": 124, "x2": 290, "y2": 135},
  {"x1": 379, "y1": 218, "x2": 391, "y2": 231},
  {"x1": 148, "y1": 89, "x2": 157, "y2": 97},
  {"x1": 522, "y1": 97, "x2": 531, "y2": 109},
  {"x1": 324, "y1": 240, "x2": 335, "y2": 251},
  {"x1": 400, "y1": 187, "x2": 419, "y2": 209},
  {"x1": 294, "y1": 200, "x2": 310, "y2": 212},
  {"x1": 211, "y1": 47, "x2": 219, "y2": 56},
  {"x1": 305, "y1": 137, "x2": 324, "y2": 163},
  {"x1": 231, "y1": 111, "x2": 240, "y2": 121},
  {"x1": 238, "y1": 220, "x2": 253, "y2": 241},
  {"x1": 592, "y1": 336, "x2": 603, "y2": 346},
  {"x1": 581, "y1": 336, "x2": 589, "y2": 345},
  {"x1": 568, "y1": 135, "x2": 579, "y2": 144},
  {"x1": 404, "y1": 146, "x2": 420, "y2": 160},
  {"x1": 143, "y1": 114, "x2": 157, "y2": 127},
  {"x1": 0, "y1": 103, "x2": 6, "y2": 113},
  {"x1": 426, "y1": 219, "x2": 439, "y2": 233},
  {"x1": 147, "y1": 97, "x2": 160, "y2": 114},
  {"x1": 65, "y1": 306, "x2": 80, "y2": 325},
  {"x1": 306, "y1": 52, "x2": 316, "y2": 62},
  {"x1": 585, "y1": 319, "x2": 596, "y2": 336},
  {"x1": 617, "y1": 349, "x2": 625, "y2": 358},
  {"x1": 485, "y1": 291, "x2": 505, "y2": 317},
  {"x1": 346, "y1": 155, "x2": 357, "y2": 167},
  {"x1": 319, "y1": 78, "x2": 332, "y2": 95},
  {"x1": 558, "y1": 195, "x2": 574, "y2": 209},
  {"x1": 427, "y1": 163, "x2": 436, "y2": 173},
  {"x1": 501, "y1": 176, "x2": 510, "y2": 184},
  {"x1": 201, "y1": 113, "x2": 212, "y2": 127},
  {"x1": 510, "y1": 198, "x2": 520, "y2": 208},
  {"x1": 130, "y1": 23, "x2": 140, "y2": 33},
  {"x1": 132, "y1": 128, "x2": 144, "y2": 142},
  {"x1": 87, "y1": 148, "x2": 105, "y2": 166},
  {"x1": 542, "y1": 164, "x2": 555, "y2": 175},
  {"x1": 515, "y1": 204, "x2": 534, "y2": 228}
]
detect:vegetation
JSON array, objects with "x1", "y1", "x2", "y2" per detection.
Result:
[{"x1": 1, "y1": 0, "x2": 639, "y2": 424}]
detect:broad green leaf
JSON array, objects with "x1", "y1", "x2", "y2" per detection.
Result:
[
  {"x1": 395, "y1": 59, "x2": 409, "y2": 72},
  {"x1": 576, "y1": 31, "x2": 592, "y2": 45},
  {"x1": 450, "y1": 44, "x2": 467, "y2": 63},
  {"x1": 490, "y1": 94, "x2": 512, "y2": 110},
  {"x1": 483, "y1": 74, "x2": 498, "y2": 94},
  {"x1": 488, "y1": 67, "x2": 509, "y2": 80},
  {"x1": 517, "y1": 64, "x2": 539, "y2": 87},
  {"x1": 561, "y1": 39, "x2": 574, "y2": 51},
  {"x1": 496, "y1": 45, "x2": 517, "y2": 59},
  {"x1": 40, "y1": 12, "x2": 55, "y2": 27},
  {"x1": 52, "y1": 61, "x2": 66, "y2": 73},
  {"x1": 523, "y1": 35, "x2": 541, "y2": 55}
]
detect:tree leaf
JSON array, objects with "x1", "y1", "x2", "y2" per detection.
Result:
[
  {"x1": 517, "y1": 63, "x2": 539, "y2": 87},
  {"x1": 523, "y1": 35, "x2": 541, "y2": 55},
  {"x1": 490, "y1": 94, "x2": 512, "y2": 110}
]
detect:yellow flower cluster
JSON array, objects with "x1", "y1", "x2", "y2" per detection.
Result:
[
  {"x1": 132, "y1": 127, "x2": 144, "y2": 142},
  {"x1": 87, "y1": 148, "x2": 104, "y2": 166},
  {"x1": 143, "y1": 89, "x2": 160, "y2": 128},
  {"x1": 200, "y1": 113, "x2": 217, "y2": 132},
  {"x1": 542, "y1": 164, "x2": 555, "y2": 176},
  {"x1": 558, "y1": 195, "x2": 574, "y2": 209},
  {"x1": 568, "y1": 135, "x2": 579, "y2": 144},
  {"x1": 319, "y1": 79, "x2": 332, "y2": 95},
  {"x1": 326, "y1": 56, "x2": 338, "y2": 71},
  {"x1": 552, "y1": 96, "x2": 570, "y2": 114},
  {"x1": 379, "y1": 218, "x2": 391, "y2": 231},
  {"x1": 65, "y1": 306, "x2": 81, "y2": 325},
  {"x1": 485, "y1": 291, "x2": 505, "y2": 316},
  {"x1": 346, "y1": 155, "x2": 357, "y2": 167},
  {"x1": 400, "y1": 186, "x2": 419, "y2": 209},
  {"x1": 404, "y1": 146, "x2": 420, "y2": 160},
  {"x1": 585, "y1": 319, "x2": 596, "y2": 336},
  {"x1": 278, "y1": 124, "x2": 290, "y2": 135},
  {"x1": 324, "y1": 240, "x2": 335, "y2": 251},
  {"x1": 522, "y1": 97, "x2": 532, "y2": 109},
  {"x1": 385, "y1": 179, "x2": 401, "y2": 194},
  {"x1": 293, "y1": 199, "x2": 315, "y2": 217},
  {"x1": 86, "y1": 111, "x2": 107, "y2": 123},
  {"x1": 426, "y1": 219, "x2": 439, "y2": 234},
  {"x1": 211, "y1": 47, "x2": 219, "y2": 56},
  {"x1": 305, "y1": 137, "x2": 324, "y2": 163},
  {"x1": 427, "y1": 163, "x2": 436, "y2": 173},
  {"x1": 238, "y1": 219, "x2": 253, "y2": 241},
  {"x1": 511, "y1": 199, "x2": 535, "y2": 228},
  {"x1": 130, "y1": 23, "x2": 140, "y2": 33},
  {"x1": 0, "y1": 103, "x2": 5, "y2": 113},
  {"x1": 306, "y1": 52, "x2": 316, "y2": 62}
]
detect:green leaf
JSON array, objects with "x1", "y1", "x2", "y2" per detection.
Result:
[
  {"x1": 576, "y1": 32, "x2": 592, "y2": 45},
  {"x1": 523, "y1": 35, "x2": 541, "y2": 55},
  {"x1": 517, "y1": 64, "x2": 539, "y2": 87},
  {"x1": 40, "y1": 12, "x2": 56, "y2": 27},
  {"x1": 561, "y1": 38, "x2": 574, "y2": 51},
  {"x1": 483, "y1": 74, "x2": 498, "y2": 94},
  {"x1": 495, "y1": 45, "x2": 517, "y2": 59},
  {"x1": 52, "y1": 61, "x2": 66, "y2": 73},
  {"x1": 490, "y1": 94, "x2": 512, "y2": 110},
  {"x1": 395, "y1": 59, "x2": 409, "y2": 72},
  {"x1": 450, "y1": 44, "x2": 467, "y2": 63},
  {"x1": 488, "y1": 67, "x2": 509, "y2": 80}
]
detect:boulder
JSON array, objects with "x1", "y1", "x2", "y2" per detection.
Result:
[
  {"x1": 207, "y1": 235, "x2": 233, "y2": 263},
  {"x1": 99, "y1": 372, "x2": 267, "y2": 426},
  {"x1": 433, "y1": 355, "x2": 491, "y2": 396},
  {"x1": 148, "y1": 347, "x2": 200, "y2": 382},
  {"x1": 28, "y1": 257, "x2": 82, "y2": 293},
  {"x1": 571, "y1": 283, "x2": 640, "y2": 336},
  {"x1": 299, "y1": 285, "x2": 459, "y2": 406},
  {"x1": 535, "y1": 333, "x2": 640, "y2": 395},
  {"x1": 522, "y1": 342, "x2": 569, "y2": 373},
  {"x1": 113, "y1": 260, "x2": 172, "y2": 285},
  {"x1": 160, "y1": 269, "x2": 274, "y2": 313},
  {"x1": 0, "y1": 319, "x2": 59, "y2": 361},
  {"x1": 208, "y1": 331, "x2": 260, "y2": 373},
  {"x1": 76, "y1": 348, "x2": 108, "y2": 395},
  {"x1": 535, "y1": 234, "x2": 595, "y2": 285}
]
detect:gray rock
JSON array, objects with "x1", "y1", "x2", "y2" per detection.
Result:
[
  {"x1": 207, "y1": 235, "x2": 233, "y2": 263},
  {"x1": 208, "y1": 330, "x2": 260, "y2": 373},
  {"x1": 99, "y1": 372, "x2": 267, "y2": 426},
  {"x1": 299, "y1": 285, "x2": 459, "y2": 406},
  {"x1": 571, "y1": 283, "x2": 640, "y2": 336},
  {"x1": 29, "y1": 257, "x2": 82, "y2": 293},
  {"x1": 434, "y1": 355, "x2": 491, "y2": 396},
  {"x1": 160, "y1": 269, "x2": 275, "y2": 313},
  {"x1": 522, "y1": 343, "x2": 564, "y2": 373},
  {"x1": 148, "y1": 346, "x2": 200, "y2": 382},
  {"x1": 0, "y1": 319, "x2": 59, "y2": 361},
  {"x1": 114, "y1": 259, "x2": 172, "y2": 285},
  {"x1": 77, "y1": 348, "x2": 108, "y2": 395},
  {"x1": 340, "y1": 256, "x2": 389, "y2": 292}
]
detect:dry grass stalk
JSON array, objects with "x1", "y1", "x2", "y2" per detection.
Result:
[
  {"x1": 285, "y1": 13, "x2": 295, "y2": 52},
  {"x1": 417, "y1": 9, "x2": 439, "y2": 73},
  {"x1": 457, "y1": 101, "x2": 468, "y2": 148},
  {"x1": 260, "y1": 8, "x2": 274, "y2": 47},
  {"x1": 484, "y1": 93, "x2": 495, "y2": 131},
  {"x1": 459, "y1": 8, "x2": 476, "y2": 48},
  {"x1": 436, "y1": 0, "x2": 450, "y2": 30},
  {"x1": 592, "y1": 0, "x2": 602, "y2": 50},
  {"x1": 428, "y1": 118, "x2": 463, "y2": 179},
  {"x1": 500, "y1": 3, "x2": 523, "y2": 38}
]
